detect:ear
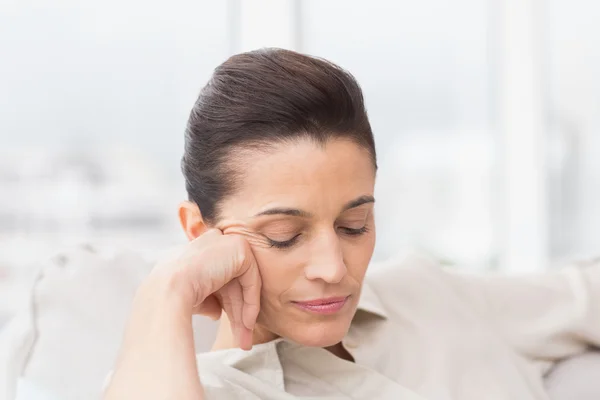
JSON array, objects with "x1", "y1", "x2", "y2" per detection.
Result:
[{"x1": 178, "y1": 201, "x2": 209, "y2": 241}]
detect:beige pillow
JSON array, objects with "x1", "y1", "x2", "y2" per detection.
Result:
[
  {"x1": 2, "y1": 244, "x2": 217, "y2": 400},
  {"x1": 545, "y1": 351, "x2": 600, "y2": 400}
]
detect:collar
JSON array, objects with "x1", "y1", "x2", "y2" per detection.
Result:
[{"x1": 356, "y1": 279, "x2": 388, "y2": 319}]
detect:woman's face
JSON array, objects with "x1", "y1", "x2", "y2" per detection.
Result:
[{"x1": 214, "y1": 138, "x2": 376, "y2": 347}]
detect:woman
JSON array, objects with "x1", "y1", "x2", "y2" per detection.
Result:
[{"x1": 104, "y1": 49, "x2": 600, "y2": 399}]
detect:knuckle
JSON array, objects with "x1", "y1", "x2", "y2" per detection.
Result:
[
  {"x1": 224, "y1": 234, "x2": 246, "y2": 249},
  {"x1": 226, "y1": 235, "x2": 251, "y2": 264},
  {"x1": 201, "y1": 228, "x2": 223, "y2": 240}
]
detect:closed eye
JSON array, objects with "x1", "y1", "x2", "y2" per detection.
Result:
[
  {"x1": 267, "y1": 233, "x2": 301, "y2": 249},
  {"x1": 339, "y1": 226, "x2": 369, "y2": 236}
]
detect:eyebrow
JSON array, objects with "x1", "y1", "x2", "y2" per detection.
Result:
[
  {"x1": 254, "y1": 208, "x2": 312, "y2": 218},
  {"x1": 342, "y1": 195, "x2": 375, "y2": 211},
  {"x1": 253, "y1": 195, "x2": 375, "y2": 218}
]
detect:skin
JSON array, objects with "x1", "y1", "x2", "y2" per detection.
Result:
[{"x1": 104, "y1": 138, "x2": 376, "y2": 399}]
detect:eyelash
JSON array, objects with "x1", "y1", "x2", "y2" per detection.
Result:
[
  {"x1": 268, "y1": 234, "x2": 301, "y2": 249},
  {"x1": 267, "y1": 226, "x2": 370, "y2": 249},
  {"x1": 340, "y1": 226, "x2": 370, "y2": 236}
]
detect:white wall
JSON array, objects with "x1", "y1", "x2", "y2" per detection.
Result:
[{"x1": 0, "y1": 0, "x2": 599, "y2": 271}]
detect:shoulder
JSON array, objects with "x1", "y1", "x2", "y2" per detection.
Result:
[
  {"x1": 365, "y1": 253, "x2": 471, "y2": 317},
  {"x1": 366, "y1": 253, "x2": 449, "y2": 293}
]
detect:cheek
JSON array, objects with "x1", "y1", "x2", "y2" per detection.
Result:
[
  {"x1": 341, "y1": 231, "x2": 375, "y2": 280},
  {"x1": 252, "y1": 248, "x2": 303, "y2": 301}
]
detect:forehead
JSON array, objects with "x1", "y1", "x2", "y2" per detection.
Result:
[{"x1": 219, "y1": 138, "x2": 376, "y2": 219}]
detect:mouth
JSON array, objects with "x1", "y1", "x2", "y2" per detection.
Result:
[{"x1": 291, "y1": 296, "x2": 350, "y2": 315}]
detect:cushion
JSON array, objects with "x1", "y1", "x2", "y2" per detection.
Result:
[
  {"x1": 1, "y1": 244, "x2": 218, "y2": 400},
  {"x1": 545, "y1": 351, "x2": 600, "y2": 399}
]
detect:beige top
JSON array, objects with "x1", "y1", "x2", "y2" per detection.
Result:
[{"x1": 195, "y1": 254, "x2": 600, "y2": 400}]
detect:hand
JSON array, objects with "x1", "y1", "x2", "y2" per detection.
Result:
[{"x1": 148, "y1": 228, "x2": 262, "y2": 350}]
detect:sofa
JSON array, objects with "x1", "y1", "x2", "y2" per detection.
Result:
[{"x1": 1, "y1": 244, "x2": 599, "y2": 399}]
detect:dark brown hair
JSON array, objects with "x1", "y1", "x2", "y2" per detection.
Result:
[{"x1": 181, "y1": 48, "x2": 376, "y2": 223}]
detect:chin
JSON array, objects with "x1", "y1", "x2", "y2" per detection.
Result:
[{"x1": 283, "y1": 317, "x2": 352, "y2": 348}]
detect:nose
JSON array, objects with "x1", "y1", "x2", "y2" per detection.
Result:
[{"x1": 304, "y1": 230, "x2": 347, "y2": 284}]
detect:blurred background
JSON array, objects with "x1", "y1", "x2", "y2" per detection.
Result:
[{"x1": 1, "y1": 0, "x2": 599, "y2": 325}]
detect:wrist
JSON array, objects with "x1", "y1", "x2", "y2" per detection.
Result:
[{"x1": 136, "y1": 269, "x2": 203, "y2": 317}]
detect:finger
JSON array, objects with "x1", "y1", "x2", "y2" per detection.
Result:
[
  {"x1": 239, "y1": 263, "x2": 261, "y2": 331},
  {"x1": 221, "y1": 225, "x2": 273, "y2": 249},
  {"x1": 234, "y1": 241, "x2": 262, "y2": 331},
  {"x1": 191, "y1": 228, "x2": 223, "y2": 245},
  {"x1": 192, "y1": 294, "x2": 222, "y2": 320},
  {"x1": 239, "y1": 326, "x2": 253, "y2": 351},
  {"x1": 226, "y1": 282, "x2": 246, "y2": 348},
  {"x1": 220, "y1": 273, "x2": 256, "y2": 351},
  {"x1": 201, "y1": 228, "x2": 223, "y2": 237},
  {"x1": 220, "y1": 295, "x2": 240, "y2": 347},
  {"x1": 219, "y1": 281, "x2": 246, "y2": 350},
  {"x1": 224, "y1": 280, "x2": 254, "y2": 351}
]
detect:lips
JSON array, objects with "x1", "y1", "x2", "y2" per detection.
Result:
[{"x1": 292, "y1": 296, "x2": 350, "y2": 315}]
